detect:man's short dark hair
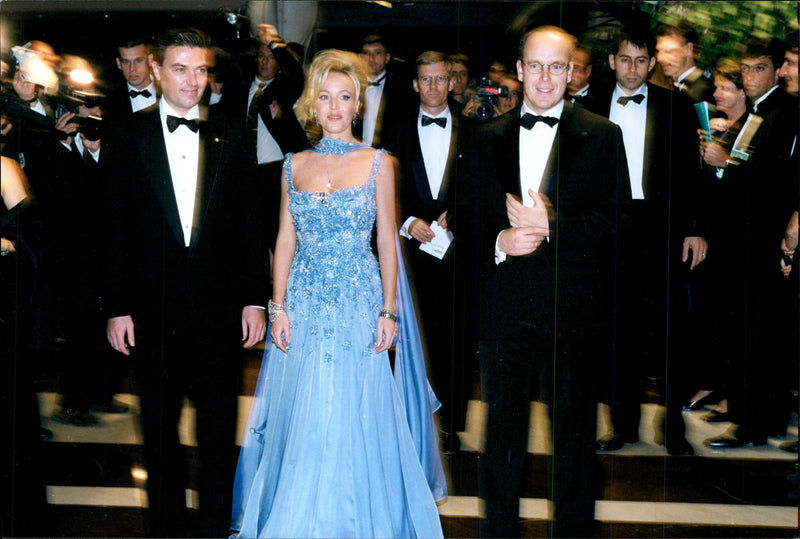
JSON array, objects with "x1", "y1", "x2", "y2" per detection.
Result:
[
  {"x1": 360, "y1": 33, "x2": 390, "y2": 53},
  {"x1": 784, "y1": 30, "x2": 799, "y2": 56},
  {"x1": 743, "y1": 36, "x2": 786, "y2": 70},
  {"x1": 117, "y1": 36, "x2": 151, "y2": 54},
  {"x1": 655, "y1": 21, "x2": 700, "y2": 46},
  {"x1": 153, "y1": 28, "x2": 211, "y2": 64},
  {"x1": 616, "y1": 28, "x2": 655, "y2": 58}
]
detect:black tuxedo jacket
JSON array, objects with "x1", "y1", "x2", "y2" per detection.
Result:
[
  {"x1": 354, "y1": 72, "x2": 412, "y2": 149},
  {"x1": 455, "y1": 101, "x2": 630, "y2": 339},
  {"x1": 677, "y1": 68, "x2": 715, "y2": 103},
  {"x1": 595, "y1": 82, "x2": 705, "y2": 241},
  {"x1": 386, "y1": 103, "x2": 460, "y2": 240},
  {"x1": 103, "y1": 83, "x2": 159, "y2": 125},
  {"x1": 226, "y1": 43, "x2": 309, "y2": 161},
  {"x1": 104, "y1": 104, "x2": 266, "y2": 334}
]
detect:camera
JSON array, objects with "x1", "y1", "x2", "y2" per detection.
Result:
[{"x1": 470, "y1": 76, "x2": 508, "y2": 120}]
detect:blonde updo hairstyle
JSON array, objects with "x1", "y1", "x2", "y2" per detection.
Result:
[{"x1": 294, "y1": 49, "x2": 368, "y2": 143}]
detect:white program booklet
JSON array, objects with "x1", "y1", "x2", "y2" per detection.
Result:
[{"x1": 419, "y1": 221, "x2": 453, "y2": 260}]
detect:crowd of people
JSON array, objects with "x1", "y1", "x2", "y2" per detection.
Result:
[{"x1": 1, "y1": 11, "x2": 797, "y2": 539}]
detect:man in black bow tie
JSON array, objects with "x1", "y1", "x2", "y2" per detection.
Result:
[
  {"x1": 354, "y1": 33, "x2": 411, "y2": 148},
  {"x1": 104, "y1": 28, "x2": 267, "y2": 537},
  {"x1": 455, "y1": 25, "x2": 630, "y2": 538},
  {"x1": 594, "y1": 29, "x2": 706, "y2": 457},
  {"x1": 385, "y1": 51, "x2": 468, "y2": 453},
  {"x1": 104, "y1": 36, "x2": 158, "y2": 122}
]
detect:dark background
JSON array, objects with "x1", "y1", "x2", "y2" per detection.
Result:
[{"x1": 1, "y1": 1, "x2": 633, "y2": 93}]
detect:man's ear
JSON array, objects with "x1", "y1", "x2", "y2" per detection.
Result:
[
  {"x1": 116, "y1": 58, "x2": 123, "y2": 71},
  {"x1": 648, "y1": 56, "x2": 656, "y2": 73},
  {"x1": 608, "y1": 54, "x2": 616, "y2": 71},
  {"x1": 412, "y1": 79, "x2": 419, "y2": 94},
  {"x1": 151, "y1": 60, "x2": 161, "y2": 83}
]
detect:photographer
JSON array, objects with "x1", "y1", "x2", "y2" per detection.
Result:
[{"x1": 46, "y1": 98, "x2": 130, "y2": 426}]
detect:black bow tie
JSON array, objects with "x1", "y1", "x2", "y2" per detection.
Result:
[
  {"x1": 369, "y1": 75, "x2": 386, "y2": 87},
  {"x1": 129, "y1": 89, "x2": 152, "y2": 99},
  {"x1": 421, "y1": 115, "x2": 447, "y2": 128},
  {"x1": 617, "y1": 94, "x2": 645, "y2": 106},
  {"x1": 520, "y1": 113, "x2": 559, "y2": 130},
  {"x1": 166, "y1": 116, "x2": 200, "y2": 133}
]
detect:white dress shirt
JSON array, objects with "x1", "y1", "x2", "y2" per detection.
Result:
[
  {"x1": 159, "y1": 100, "x2": 200, "y2": 247},
  {"x1": 609, "y1": 83, "x2": 648, "y2": 200},
  {"x1": 30, "y1": 99, "x2": 46, "y2": 116},
  {"x1": 128, "y1": 79, "x2": 157, "y2": 112},
  {"x1": 61, "y1": 134, "x2": 100, "y2": 162},
  {"x1": 495, "y1": 101, "x2": 563, "y2": 264},
  {"x1": 362, "y1": 71, "x2": 386, "y2": 146},
  {"x1": 751, "y1": 85, "x2": 779, "y2": 113},
  {"x1": 400, "y1": 106, "x2": 452, "y2": 238}
]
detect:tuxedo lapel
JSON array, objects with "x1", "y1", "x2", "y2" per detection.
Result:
[
  {"x1": 496, "y1": 115, "x2": 521, "y2": 197},
  {"x1": 410, "y1": 123, "x2": 436, "y2": 206},
  {"x1": 190, "y1": 107, "x2": 221, "y2": 251},
  {"x1": 642, "y1": 84, "x2": 659, "y2": 198},
  {"x1": 438, "y1": 112, "x2": 459, "y2": 204},
  {"x1": 136, "y1": 110, "x2": 185, "y2": 247}
]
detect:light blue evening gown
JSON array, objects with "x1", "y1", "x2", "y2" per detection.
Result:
[{"x1": 230, "y1": 138, "x2": 446, "y2": 538}]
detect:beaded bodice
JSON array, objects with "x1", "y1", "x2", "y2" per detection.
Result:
[{"x1": 283, "y1": 139, "x2": 384, "y2": 321}]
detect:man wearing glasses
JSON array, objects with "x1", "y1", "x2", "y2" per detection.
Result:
[
  {"x1": 386, "y1": 51, "x2": 466, "y2": 454},
  {"x1": 455, "y1": 26, "x2": 629, "y2": 538}
]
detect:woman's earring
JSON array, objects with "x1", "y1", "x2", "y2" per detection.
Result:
[
  {"x1": 352, "y1": 113, "x2": 358, "y2": 127},
  {"x1": 313, "y1": 110, "x2": 318, "y2": 124}
]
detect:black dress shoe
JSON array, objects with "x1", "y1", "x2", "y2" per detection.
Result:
[
  {"x1": 666, "y1": 438, "x2": 695, "y2": 456},
  {"x1": 91, "y1": 399, "x2": 130, "y2": 414},
  {"x1": 53, "y1": 408, "x2": 99, "y2": 426},
  {"x1": 39, "y1": 428, "x2": 53, "y2": 442},
  {"x1": 780, "y1": 440, "x2": 799, "y2": 453},
  {"x1": 683, "y1": 392, "x2": 716, "y2": 411},
  {"x1": 596, "y1": 434, "x2": 638, "y2": 452},
  {"x1": 440, "y1": 430, "x2": 461, "y2": 455},
  {"x1": 704, "y1": 432, "x2": 767, "y2": 448},
  {"x1": 704, "y1": 411, "x2": 731, "y2": 423}
]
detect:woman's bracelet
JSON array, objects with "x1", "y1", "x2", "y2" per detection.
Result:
[
  {"x1": 379, "y1": 309, "x2": 397, "y2": 322},
  {"x1": 268, "y1": 300, "x2": 286, "y2": 323}
]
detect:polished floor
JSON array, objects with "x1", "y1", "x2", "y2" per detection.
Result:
[{"x1": 27, "y1": 346, "x2": 800, "y2": 537}]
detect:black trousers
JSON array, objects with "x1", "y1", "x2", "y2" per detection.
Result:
[
  {"x1": 479, "y1": 326, "x2": 600, "y2": 538},
  {"x1": 132, "y1": 315, "x2": 243, "y2": 537}
]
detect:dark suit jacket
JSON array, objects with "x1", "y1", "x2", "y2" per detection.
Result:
[
  {"x1": 225, "y1": 43, "x2": 308, "y2": 162},
  {"x1": 455, "y1": 101, "x2": 630, "y2": 340},
  {"x1": 354, "y1": 72, "x2": 412, "y2": 149},
  {"x1": 103, "y1": 83, "x2": 159, "y2": 125},
  {"x1": 104, "y1": 104, "x2": 266, "y2": 335},
  {"x1": 386, "y1": 103, "x2": 460, "y2": 245},
  {"x1": 595, "y1": 82, "x2": 705, "y2": 243},
  {"x1": 677, "y1": 68, "x2": 715, "y2": 103}
]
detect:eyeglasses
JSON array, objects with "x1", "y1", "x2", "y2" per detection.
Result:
[
  {"x1": 520, "y1": 61, "x2": 568, "y2": 76},
  {"x1": 418, "y1": 75, "x2": 449, "y2": 86}
]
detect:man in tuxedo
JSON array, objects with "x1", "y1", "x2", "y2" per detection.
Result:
[
  {"x1": 227, "y1": 24, "x2": 308, "y2": 252},
  {"x1": 593, "y1": 29, "x2": 706, "y2": 456},
  {"x1": 703, "y1": 36, "x2": 798, "y2": 448},
  {"x1": 386, "y1": 51, "x2": 466, "y2": 452},
  {"x1": 455, "y1": 26, "x2": 629, "y2": 537},
  {"x1": 655, "y1": 21, "x2": 714, "y2": 103},
  {"x1": 104, "y1": 28, "x2": 267, "y2": 537},
  {"x1": 355, "y1": 33, "x2": 409, "y2": 148},
  {"x1": 104, "y1": 37, "x2": 158, "y2": 122},
  {"x1": 566, "y1": 45, "x2": 596, "y2": 109}
]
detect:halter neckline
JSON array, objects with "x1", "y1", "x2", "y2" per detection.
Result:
[{"x1": 313, "y1": 137, "x2": 369, "y2": 156}]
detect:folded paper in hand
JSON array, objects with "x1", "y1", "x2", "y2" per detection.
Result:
[{"x1": 419, "y1": 221, "x2": 453, "y2": 260}]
